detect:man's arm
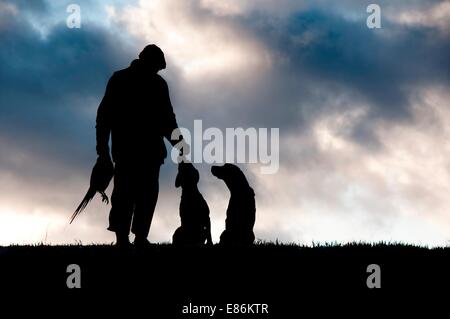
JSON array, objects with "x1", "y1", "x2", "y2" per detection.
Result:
[
  {"x1": 96, "y1": 75, "x2": 115, "y2": 158},
  {"x1": 160, "y1": 78, "x2": 190, "y2": 157},
  {"x1": 160, "y1": 78, "x2": 180, "y2": 145}
]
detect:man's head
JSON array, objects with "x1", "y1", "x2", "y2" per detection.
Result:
[{"x1": 138, "y1": 44, "x2": 166, "y2": 73}]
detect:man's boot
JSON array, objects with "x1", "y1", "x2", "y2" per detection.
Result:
[
  {"x1": 115, "y1": 232, "x2": 131, "y2": 248},
  {"x1": 134, "y1": 236, "x2": 152, "y2": 249}
]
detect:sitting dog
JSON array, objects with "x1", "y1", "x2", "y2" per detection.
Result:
[
  {"x1": 173, "y1": 162, "x2": 213, "y2": 245},
  {"x1": 211, "y1": 163, "x2": 255, "y2": 245}
]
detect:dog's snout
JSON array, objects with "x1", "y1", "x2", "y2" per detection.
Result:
[{"x1": 211, "y1": 165, "x2": 224, "y2": 177}]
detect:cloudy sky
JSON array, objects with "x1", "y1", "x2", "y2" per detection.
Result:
[{"x1": 1, "y1": 0, "x2": 450, "y2": 246}]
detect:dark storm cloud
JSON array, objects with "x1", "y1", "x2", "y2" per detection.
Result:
[
  {"x1": 2, "y1": 0, "x2": 449, "y2": 176},
  {"x1": 155, "y1": 0, "x2": 450, "y2": 153},
  {"x1": 10, "y1": 0, "x2": 48, "y2": 12},
  {"x1": 226, "y1": 4, "x2": 450, "y2": 145},
  {"x1": 0, "y1": 0, "x2": 135, "y2": 171}
]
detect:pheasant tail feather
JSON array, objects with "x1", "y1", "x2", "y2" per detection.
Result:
[{"x1": 70, "y1": 188, "x2": 96, "y2": 224}]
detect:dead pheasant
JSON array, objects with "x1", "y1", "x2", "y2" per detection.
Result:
[{"x1": 70, "y1": 156, "x2": 114, "y2": 224}]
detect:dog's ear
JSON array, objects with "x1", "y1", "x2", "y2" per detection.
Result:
[{"x1": 175, "y1": 173, "x2": 182, "y2": 188}]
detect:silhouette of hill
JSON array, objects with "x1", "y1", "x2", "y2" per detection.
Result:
[{"x1": 0, "y1": 242, "x2": 448, "y2": 316}]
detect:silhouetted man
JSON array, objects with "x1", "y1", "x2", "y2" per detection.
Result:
[{"x1": 96, "y1": 44, "x2": 185, "y2": 247}]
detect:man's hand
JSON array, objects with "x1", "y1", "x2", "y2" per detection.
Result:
[
  {"x1": 177, "y1": 137, "x2": 190, "y2": 157},
  {"x1": 174, "y1": 136, "x2": 190, "y2": 163},
  {"x1": 97, "y1": 152, "x2": 112, "y2": 167}
]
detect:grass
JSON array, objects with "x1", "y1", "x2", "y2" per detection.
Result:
[{"x1": 0, "y1": 242, "x2": 448, "y2": 315}]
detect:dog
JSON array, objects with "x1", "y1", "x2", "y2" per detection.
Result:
[
  {"x1": 211, "y1": 163, "x2": 255, "y2": 245},
  {"x1": 173, "y1": 162, "x2": 213, "y2": 245}
]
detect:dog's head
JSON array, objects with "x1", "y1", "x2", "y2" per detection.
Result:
[
  {"x1": 211, "y1": 163, "x2": 251, "y2": 191},
  {"x1": 175, "y1": 162, "x2": 200, "y2": 188}
]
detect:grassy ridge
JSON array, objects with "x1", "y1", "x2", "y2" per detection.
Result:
[{"x1": 0, "y1": 243, "x2": 448, "y2": 315}]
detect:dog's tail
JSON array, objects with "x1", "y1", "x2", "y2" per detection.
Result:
[{"x1": 69, "y1": 187, "x2": 96, "y2": 224}]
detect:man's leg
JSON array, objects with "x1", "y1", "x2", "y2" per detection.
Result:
[
  {"x1": 131, "y1": 164, "x2": 160, "y2": 243},
  {"x1": 108, "y1": 163, "x2": 134, "y2": 245}
]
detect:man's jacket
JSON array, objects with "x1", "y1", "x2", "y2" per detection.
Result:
[{"x1": 96, "y1": 59, "x2": 179, "y2": 164}]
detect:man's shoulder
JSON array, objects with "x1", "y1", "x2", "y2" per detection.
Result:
[
  {"x1": 154, "y1": 73, "x2": 167, "y2": 86},
  {"x1": 112, "y1": 67, "x2": 130, "y2": 79},
  {"x1": 108, "y1": 68, "x2": 168, "y2": 88},
  {"x1": 106, "y1": 68, "x2": 133, "y2": 87},
  {"x1": 153, "y1": 74, "x2": 170, "y2": 93}
]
